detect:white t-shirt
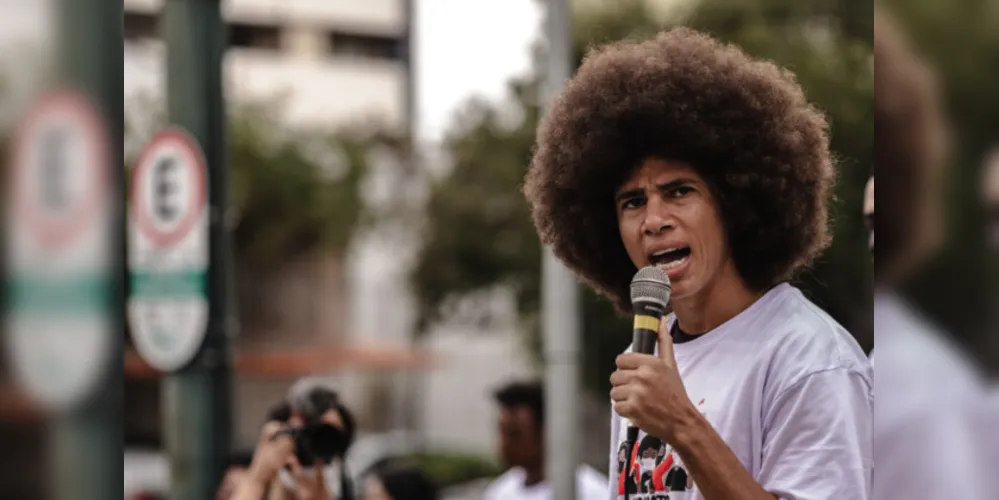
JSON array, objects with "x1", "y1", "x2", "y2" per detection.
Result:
[
  {"x1": 607, "y1": 283, "x2": 873, "y2": 500},
  {"x1": 873, "y1": 291, "x2": 994, "y2": 500},
  {"x1": 484, "y1": 465, "x2": 608, "y2": 500}
]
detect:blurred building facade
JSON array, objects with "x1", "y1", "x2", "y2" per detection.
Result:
[
  {"x1": 120, "y1": 0, "x2": 539, "y2": 466},
  {"x1": 122, "y1": 0, "x2": 419, "y2": 452},
  {"x1": 124, "y1": 0, "x2": 407, "y2": 129}
]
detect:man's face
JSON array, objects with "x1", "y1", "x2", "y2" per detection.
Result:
[
  {"x1": 497, "y1": 406, "x2": 542, "y2": 468},
  {"x1": 864, "y1": 177, "x2": 874, "y2": 253},
  {"x1": 616, "y1": 158, "x2": 733, "y2": 301}
]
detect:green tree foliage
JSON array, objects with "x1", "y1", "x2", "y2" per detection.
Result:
[
  {"x1": 413, "y1": 0, "x2": 876, "y2": 396},
  {"x1": 226, "y1": 103, "x2": 375, "y2": 269}
]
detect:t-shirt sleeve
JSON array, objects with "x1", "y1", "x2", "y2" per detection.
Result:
[{"x1": 758, "y1": 368, "x2": 873, "y2": 500}]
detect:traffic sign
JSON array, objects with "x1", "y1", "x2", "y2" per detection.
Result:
[
  {"x1": 3, "y1": 88, "x2": 114, "y2": 410},
  {"x1": 127, "y1": 127, "x2": 209, "y2": 372}
]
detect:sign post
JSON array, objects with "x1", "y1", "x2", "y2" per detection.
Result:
[
  {"x1": 128, "y1": 128, "x2": 209, "y2": 372},
  {"x1": 160, "y1": 0, "x2": 233, "y2": 498}
]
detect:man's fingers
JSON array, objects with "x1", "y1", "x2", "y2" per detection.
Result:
[
  {"x1": 610, "y1": 385, "x2": 629, "y2": 402},
  {"x1": 609, "y1": 369, "x2": 634, "y2": 387},
  {"x1": 287, "y1": 456, "x2": 306, "y2": 480},
  {"x1": 616, "y1": 352, "x2": 657, "y2": 370},
  {"x1": 261, "y1": 421, "x2": 284, "y2": 439}
]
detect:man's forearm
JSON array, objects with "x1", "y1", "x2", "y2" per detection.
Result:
[
  {"x1": 232, "y1": 474, "x2": 277, "y2": 500},
  {"x1": 673, "y1": 411, "x2": 777, "y2": 500}
]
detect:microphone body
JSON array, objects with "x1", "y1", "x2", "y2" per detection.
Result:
[
  {"x1": 626, "y1": 265, "x2": 672, "y2": 427},
  {"x1": 622, "y1": 266, "x2": 671, "y2": 500},
  {"x1": 625, "y1": 297, "x2": 667, "y2": 441}
]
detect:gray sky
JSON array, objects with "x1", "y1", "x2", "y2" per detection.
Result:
[{"x1": 415, "y1": 0, "x2": 542, "y2": 142}]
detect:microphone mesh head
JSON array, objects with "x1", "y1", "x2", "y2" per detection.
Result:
[{"x1": 630, "y1": 266, "x2": 672, "y2": 305}]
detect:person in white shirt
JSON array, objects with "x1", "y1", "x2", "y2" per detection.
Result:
[
  {"x1": 523, "y1": 28, "x2": 872, "y2": 500},
  {"x1": 871, "y1": 8, "x2": 996, "y2": 500},
  {"x1": 482, "y1": 381, "x2": 608, "y2": 500}
]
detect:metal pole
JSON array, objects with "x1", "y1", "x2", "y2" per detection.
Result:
[
  {"x1": 162, "y1": 1, "x2": 232, "y2": 498},
  {"x1": 541, "y1": 2, "x2": 579, "y2": 499},
  {"x1": 51, "y1": 1, "x2": 123, "y2": 500},
  {"x1": 396, "y1": 0, "x2": 422, "y2": 443}
]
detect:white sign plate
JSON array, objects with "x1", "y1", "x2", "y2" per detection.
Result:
[
  {"x1": 3, "y1": 89, "x2": 113, "y2": 410},
  {"x1": 127, "y1": 127, "x2": 209, "y2": 372}
]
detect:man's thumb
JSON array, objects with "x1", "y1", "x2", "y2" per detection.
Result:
[{"x1": 658, "y1": 317, "x2": 676, "y2": 365}]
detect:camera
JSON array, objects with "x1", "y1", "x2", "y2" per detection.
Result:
[{"x1": 267, "y1": 382, "x2": 356, "y2": 466}]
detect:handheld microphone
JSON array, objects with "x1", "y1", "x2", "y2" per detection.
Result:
[
  {"x1": 630, "y1": 266, "x2": 672, "y2": 357},
  {"x1": 623, "y1": 266, "x2": 671, "y2": 500}
]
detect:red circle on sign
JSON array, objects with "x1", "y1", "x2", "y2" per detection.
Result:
[
  {"x1": 7, "y1": 88, "x2": 109, "y2": 249},
  {"x1": 130, "y1": 128, "x2": 207, "y2": 248}
]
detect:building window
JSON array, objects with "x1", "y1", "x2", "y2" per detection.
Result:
[
  {"x1": 229, "y1": 23, "x2": 282, "y2": 51},
  {"x1": 123, "y1": 11, "x2": 159, "y2": 41},
  {"x1": 329, "y1": 31, "x2": 402, "y2": 61}
]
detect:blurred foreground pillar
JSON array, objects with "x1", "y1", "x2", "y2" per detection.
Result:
[
  {"x1": 51, "y1": 1, "x2": 124, "y2": 500},
  {"x1": 162, "y1": 0, "x2": 233, "y2": 499}
]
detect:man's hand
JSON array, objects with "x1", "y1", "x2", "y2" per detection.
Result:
[
  {"x1": 232, "y1": 421, "x2": 296, "y2": 500},
  {"x1": 609, "y1": 319, "x2": 700, "y2": 443}
]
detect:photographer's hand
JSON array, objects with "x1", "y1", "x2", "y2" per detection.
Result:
[{"x1": 232, "y1": 421, "x2": 295, "y2": 500}]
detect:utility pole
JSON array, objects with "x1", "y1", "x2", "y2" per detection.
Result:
[
  {"x1": 51, "y1": 1, "x2": 123, "y2": 500},
  {"x1": 541, "y1": 1, "x2": 579, "y2": 499},
  {"x1": 161, "y1": 0, "x2": 232, "y2": 498}
]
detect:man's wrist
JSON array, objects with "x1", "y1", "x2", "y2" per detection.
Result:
[
  {"x1": 246, "y1": 466, "x2": 275, "y2": 490},
  {"x1": 233, "y1": 472, "x2": 269, "y2": 499},
  {"x1": 670, "y1": 404, "x2": 713, "y2": 456}
]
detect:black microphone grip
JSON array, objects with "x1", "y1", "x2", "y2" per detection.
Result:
[{"x1": 632, "y1": 327, "x2": 658, "y2": 356}]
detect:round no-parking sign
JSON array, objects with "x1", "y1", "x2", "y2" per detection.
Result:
[
  {"x1": 127, "y1": 127, "x2": 209, "y2": 372},
  {"x1": 3, "y1": 88, "x2": 113, "y2": 410}
]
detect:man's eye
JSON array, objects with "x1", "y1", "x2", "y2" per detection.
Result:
[
  {"x1": 621, "y1": 197, "x2": 645, "y2": 210},
  {"x1": 668, "y1": 187, "x2": 694, "y2": 198}
]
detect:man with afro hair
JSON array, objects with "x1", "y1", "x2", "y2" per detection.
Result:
[{"x1": 524, "y1": 28, "x2": 872, "y2": 499}]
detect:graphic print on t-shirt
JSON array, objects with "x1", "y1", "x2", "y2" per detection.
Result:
[{"x1": 616, "y1": 399, "x2": 704, "y2": 499}]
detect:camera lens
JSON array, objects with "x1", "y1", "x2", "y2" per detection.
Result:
[
  {"x1": 290, "y1": 423, "x2": 346, "y2": 465},
  {"x1": 310, "y1": 423, "x2": 346, "y2": 462}
]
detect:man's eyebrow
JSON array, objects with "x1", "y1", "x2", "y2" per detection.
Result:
[
  {"x1": 615, "y1": 187, "x2": 645, "y2": 202},
  {"x1": 656, "y1": 178, "x2": 696, "y2": 191}
]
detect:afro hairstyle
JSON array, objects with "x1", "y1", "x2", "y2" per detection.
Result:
[
  {"x1": 524, "y1": 27, "x2": 835, "y2": 314},
  {"x1": 873, "y1": 7, "x2": 948, "y2": 284}
]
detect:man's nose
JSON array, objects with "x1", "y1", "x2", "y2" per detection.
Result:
[{"x1": 641, "y1": 198, "x2": 673, "y2": 236}]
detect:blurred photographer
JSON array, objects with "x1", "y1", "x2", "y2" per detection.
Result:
[{"x1": 233, "y1": 379, "x2": 357, "y2": 500}]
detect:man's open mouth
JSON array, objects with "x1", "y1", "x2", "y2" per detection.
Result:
[{"x1": 649, "y1": 247, "x2": 691, "y2": 270}]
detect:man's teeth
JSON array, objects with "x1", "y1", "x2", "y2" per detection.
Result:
[
  {"x1": 657, "y1": 256, "x2": 688, "y2": 270},
  {"x1": 652, "y1": 248, "x2": 682, "y2": 257}
]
